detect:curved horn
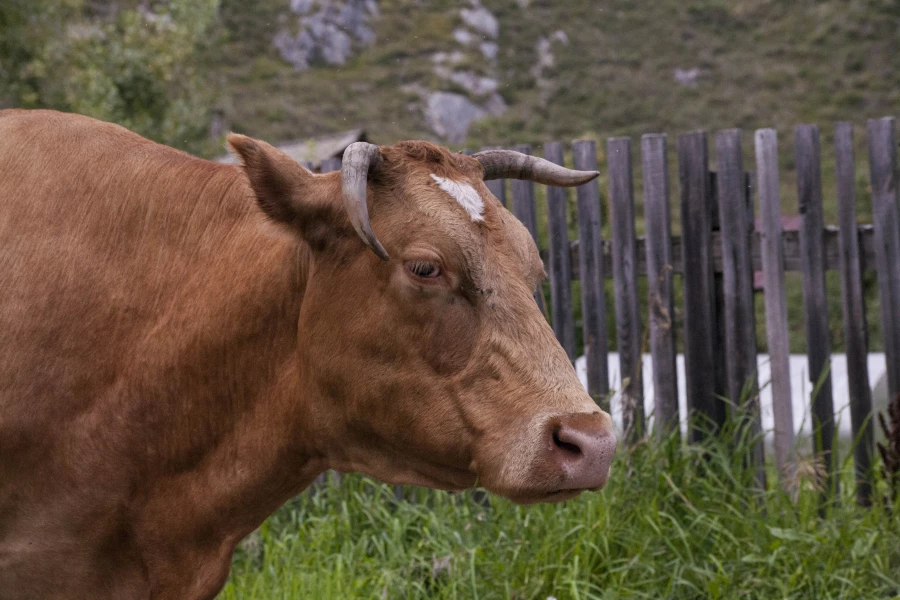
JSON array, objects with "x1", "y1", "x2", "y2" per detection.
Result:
[
  {"x1": 472, "y1": 149, "x2": 600, "y2": 187},
  {"x1": 341, "y1": 142, "x2": 389, "y2": 261}
]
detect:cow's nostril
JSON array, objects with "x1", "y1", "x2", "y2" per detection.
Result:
[
  {"x1": 544, "y1": 412, "x2": 617, "y2": 493},
  {"x1": 552, "y1": 427, "x2": 582, "y2": 456}
]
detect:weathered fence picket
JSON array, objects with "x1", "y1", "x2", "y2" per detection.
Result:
[
  {"x1": 573, "y1": 140, "x2": 610, "y2": 411},
  {"x1": 795, "y1": 124, "x2": 838, "y2": 502},
  {"x1": 509, "y1": 144, "x2": 547, "y2": 314},
  {"x1": 867, "y1": 118, "x2": 900, "y2": 403},
  {"x1": 755, "y1": 128, "x2": 795, "y2": 483},
  {"x1": 640, "y1": 134, "x2": 678, "y2": 436},
  {"x1": 545, "y1": 142, "x2": 577, "y2": 361},
  {"x1": 708, "y1": 172, "x2": 729, "y2": 430},
  {"x1": 715, "y1": 129, "x2": 766, "y2": 486},
  {"x1": 608, "y1": 137, "x2": 644, "y2": 442},
  {"x1": 677, "y1": 132, "x2": 722, "y2": 441},
  {"x1": 834, "y1": 122, "x2": 874, "y2": 506}
]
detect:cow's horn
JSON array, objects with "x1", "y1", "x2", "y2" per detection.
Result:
[
  {"x1": 340, "y1": 142, "x2": 389, "y2": 261},
  {"x1": 472, "y1": 149, "x2": 600, "y2": 187}
]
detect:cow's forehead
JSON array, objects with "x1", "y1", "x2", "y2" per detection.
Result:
[
  {"x1": 377, "y1": 141, "x2": 544, "y2": 290},
  {"x1": 419, "y1": 172, "x2": 543, "y2": 292}
]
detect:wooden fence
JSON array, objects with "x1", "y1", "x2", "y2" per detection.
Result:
[{"x1": 321, "y1": 118, "x2": 900, "y2": 506}]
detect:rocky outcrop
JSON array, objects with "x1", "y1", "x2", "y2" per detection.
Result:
[
  {"x1": 424, "y1": 92, "x2": 488, "y2": 144},
  {"x1": 532, "y1": 29, "x2": 569, "y2": 106},
  {"x1": 274, "y1": 0, "x2": 378, "y2": 70},
  {"x1": 423, "y1": 0, "x2": 506, "y2": 143},
  {"x1": 271, "y1": 0, "x2": 508, "y2": 143}
]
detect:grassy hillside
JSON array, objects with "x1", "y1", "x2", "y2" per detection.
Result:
[
  {"x1": 210, "y1": 0, "x2": 898, "y2": 361},
  {"x1": 214, "y1": 0, "x2": 900, "y2": 148}
]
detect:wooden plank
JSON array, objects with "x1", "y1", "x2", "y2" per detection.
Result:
[
  {"x1": 709, "y1": 172, "x2": 728, "y2": 425},
  {"x1": 640, "y1": 134, "x2": 679, "y2": 436},
  {"x1": 480, "y1": 146, "x2": 507, "y2": 208},
  {"x1": 678, "y1": 131, "x2": 722, "y2": 440},
  {"x1": 544, "y1": 142, "x2": 576, "y2": 361},
  {"x1": 608, "y1": 136, "x2": 644, "y2": 442},
  {"x1": 835, "y1": 122, "x2": 874, "y2": 506},
  {"x1": 715, "y1": 129, "x2": 765, "y2": 486},
  {"x1": 572, "y1": 140, "x2": 610, "y2": 410},
  {"x1": 795, "y1": 124, "x2": 838, "y2": 501},
  {"x1": 866, "y1": 118, "x2": 900, "y2": 404},
  {"x1": 755, "y1": 128, "x2": 795, "y2": 483},
  {"x1": 562, "y1": 226, "x2": 877, "y2": 279},
  {"x1": 509, "y1": 144, "x2": 547, "y2": 314},
  {"x1": 320, "y1": 157, "x2": 341, "y2": 173}
]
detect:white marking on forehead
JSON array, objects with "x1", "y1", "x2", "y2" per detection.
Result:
[{"x1": 430, "y1": 174, "x2": 485, "y2": 222}]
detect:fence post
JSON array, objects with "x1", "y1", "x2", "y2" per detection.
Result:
[
  {"x1": 866, "y1": 118, "x2": 900, "y2": 405},
  {"x1": 715, "y1": 129, "x2": 766, "y2": 487},
  {"x1": 573, "y1": 140, "x2": 611, "y2": 410},
  {"x1": 320, "y1": 156, "x2": 341, "y2": 173},
  {"x1": 509, "y1": 144, "x2": 547, "y2": 314},
  {"x1": 641, "y1": 134, "x2": 679, "y2": 437},
  {"x1": 678, "y1": 131, "x2": 723, "y2": 440},
  {"x1": 755, "y1": 128, "x2": 796, "y2": 484},
  {"x1": 835, "y1": 122, "x2": 874, "y2": 506},
  {"x1": 708, "y1": 173, "x2": 729, "y2": 425},
  {"x1": 544, "y1": 142, "x2": 576, "y2": 361},
  {"x1": 608, "y1": 136, "x2": 644, "y2": 442},
  {"x1": 795, "y1": 124, "x2": 838, "y2": 504}
]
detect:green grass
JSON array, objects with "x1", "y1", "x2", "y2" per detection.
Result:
[{"x1": 219, "y1": 423, "x2": 900, "y2": 599}]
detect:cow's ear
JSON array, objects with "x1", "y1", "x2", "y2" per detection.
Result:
[{"x1": 227, "y1": 133, "x2": 328, "y2": 227}]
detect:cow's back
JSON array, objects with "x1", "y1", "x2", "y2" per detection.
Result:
[{"x1": 0, "y1": 110, "x2": 245, "y2": 424}]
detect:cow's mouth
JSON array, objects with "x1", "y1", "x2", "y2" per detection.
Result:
[
  {"x1": 495, "y1": 487, "x2": 589, "y2": 505},
  {"x1": 542, "y1": 488, "x2": 591, "y2": 502}
]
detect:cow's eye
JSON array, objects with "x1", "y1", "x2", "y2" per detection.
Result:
[{"x1": 406, "y1": 260, "x2": 441, "y2": 279}]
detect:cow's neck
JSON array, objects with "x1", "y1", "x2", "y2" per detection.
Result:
[{"x1": 132, "y1": 181, "x2": 325, "y2": 556}]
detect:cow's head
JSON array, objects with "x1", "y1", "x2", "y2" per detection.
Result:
[{"x1": 228, "y1": 136, "x2": 615, "y2": 504}]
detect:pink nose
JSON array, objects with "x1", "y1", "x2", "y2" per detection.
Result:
[{"x1": 548, "y1": 412, "x2": 616, "y2": 491}]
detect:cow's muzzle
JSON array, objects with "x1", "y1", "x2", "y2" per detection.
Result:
[{"x1": 543, "y1": 412, "x2": 616, "y2": 496}]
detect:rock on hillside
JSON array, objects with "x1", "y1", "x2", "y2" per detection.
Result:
[
  {"x1": 270, "y1": 0, "x2": 514, "y2": 143},
  {"x1": 274, "y1": 0, "x2": 379, "y2": 70}
]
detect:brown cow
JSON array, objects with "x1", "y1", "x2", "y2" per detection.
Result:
[{"x1": 0, "y1": 110, "x2": 615, "y2": 600}]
